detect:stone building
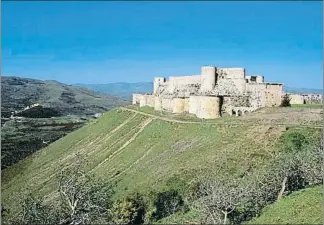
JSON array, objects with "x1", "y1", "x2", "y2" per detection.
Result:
[{"x1": 132, "y1": 66, "x2": 284, "y2": 119}]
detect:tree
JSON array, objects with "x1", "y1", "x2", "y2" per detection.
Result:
[
  {"x1": 194, "y1": 177, "x2": 253, "y2": 224},
  {"x1": 10, "y1": 193, "x2": 60, "y2": 225},
  {"x1": 58, "y1": 157, "x2": 114, "y2": 224},
  {"x1": 280, "y1": 94, "x2": 291, "y2": 107}
]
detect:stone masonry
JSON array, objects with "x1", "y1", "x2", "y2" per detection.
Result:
[{"x1": 133, "y1": 66, "x2": 284, "y2": 119}]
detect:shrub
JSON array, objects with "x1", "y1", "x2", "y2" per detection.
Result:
[
  {"x1": 111, "y1": 193, "x2": 146, "y2": 224},
  {"x1": 151, "y1": 190, "x2": 184, "y2": 220},
  {"x1": 280, "y1": 94, "x2": 291, "y2": 107}
]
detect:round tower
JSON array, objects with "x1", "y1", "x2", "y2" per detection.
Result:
[{"x1": 200, "y1": 66, "x2": 216, "y2": 93}]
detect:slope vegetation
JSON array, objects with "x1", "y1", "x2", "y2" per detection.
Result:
[
  {"x1": 2, "y1": 106, "x2": 322, "y2": 220},
  {"x1": 248, "y1": 185, "x2": 323, "y2": 224}
]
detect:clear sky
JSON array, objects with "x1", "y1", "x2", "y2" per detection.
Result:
[{"x1": 2, "y1": 1, "x2": 323, "y2": 88}]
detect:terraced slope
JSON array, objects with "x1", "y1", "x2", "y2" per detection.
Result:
[{"x1": 2, "y1": 107, "x2": 322, "y2": 217}]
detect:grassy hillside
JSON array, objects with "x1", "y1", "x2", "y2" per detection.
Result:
[
  {"x1": 2, "y1": 76, "x2": 129, "y2": 118},
  {"x1": 1, "y1": 76, "x2": 129, "y2": 169},
  {"x1": 248, "y1": 185, "x2": 323, "y2": 224},
  {"x1": 2, "y1": 106, "x2": 322, "y2": 222}
]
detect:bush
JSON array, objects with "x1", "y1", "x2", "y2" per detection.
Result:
[
  {"x1": 280, "y1": 94, "x2": 291, "y2": 107},
  {"x1": 111, "y1": 193, "x2": 146, "y2": 224},
  {"x1": 151, "y1": 190, "x2": 184, "y2": 220}
]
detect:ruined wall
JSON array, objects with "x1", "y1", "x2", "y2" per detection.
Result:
[
  {"x1": 132, "y1": 94, "x2": 142, "y2": 105},
  {"x1": 139, "y1": 95, "x2": 155, "y2": 107},
  {"x1": 195, "y1": 96, "x2": 220, "y2": 119},
  {"x1": 246, "y1": 83, "x2": 266, "y2": 108},
  {"x1": 172, "y1": 98, "x2": 186, "y2": 113},
  {"x1": 265, "y1": 84, "x2": 283, "y2": 107},
  {"x1": 289, "y1": 94, "x2": 304, "y2": 104}
]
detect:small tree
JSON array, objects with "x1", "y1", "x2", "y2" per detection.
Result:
[
  {"x1": 58, "y1": 156, "x2": 114, "y2": 224},
  {"x1": 280, "y1": 94, "x2": 291, "y2": 107}
]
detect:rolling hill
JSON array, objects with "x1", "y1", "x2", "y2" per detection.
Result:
[
  {"x1": 2, "y1": 105, "x2": 322, "y2": 223},
  {"x1": 1, "y1": 76, "x2": 129, "y2": 169}
]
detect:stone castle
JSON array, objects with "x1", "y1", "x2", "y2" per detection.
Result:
[{"x1": 132, "y1": 66, "x2": 283, "y2": 119}]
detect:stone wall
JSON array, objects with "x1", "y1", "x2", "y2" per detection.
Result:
[
  {"x1": 246, "y1": 83, "x2": 266, "y2": 108},
  {"x1": 265, "y1": 84, "x2": 283, "y2": 107},
  {"x1": 303, "y1": 94, "x2": 323, "y2": 104},
  {"x1": 139, "y1": 95, "x2": 155, "y2": 107},
  {"x1": 161, "y1": 97, "x2": 173, "y2": 112},
  {"x1": 188, "y1": 96, "x2": 200, "y2": 115},
  {"x1": 172, "y1": 98, "x2": 186, "y2": 113},
  {"x1": 289, "y1": 94, "x2": 304, "y2": 104},
  {"x1": 132, "y1": 94, "x2": 142, "y2": 105},
  {"x1": 195, "y1": 96, "x2": 220, "y2": 119},
  {"x1": 154, "y1": 96, "x2": 162, "y2": 111}
]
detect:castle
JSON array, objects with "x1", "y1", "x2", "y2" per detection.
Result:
[{"x1": 132, "y1": 66, "x2": 284, "y2": 119}]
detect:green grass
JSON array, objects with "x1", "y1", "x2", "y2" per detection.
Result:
[
  {"x1": 291, "y1": 104, "x2": 323, "y2": 109},
  {"x1": 2, "y1": 107, "x2": 322, "y2": 221},
  {"x1": 248, "y1": 185, "x2": 323, "y2": 224}
]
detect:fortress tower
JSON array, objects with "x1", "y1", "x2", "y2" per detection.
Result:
[
  {"x1": 153, "y1": 77, "x2": 166, "y2": 94},
  {"x1": 200, "y1": 66, "x2": 216, "y2": 93}
]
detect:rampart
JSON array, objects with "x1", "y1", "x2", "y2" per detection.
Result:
[{"x1": 133, "y1": 65, "x2": 285, "y2": 119}]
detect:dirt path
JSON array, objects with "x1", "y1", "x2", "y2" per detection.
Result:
[{"x1": 120, "y1": 107, "x2": 322, "y2": 129}]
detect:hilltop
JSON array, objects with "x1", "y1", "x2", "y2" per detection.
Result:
[
  {"x1": 2, "y1": 104, "x2": 322, "y2": 223},
  {"x1": 2, "y1": 76, "x2": 129, "y2": 118},
  {"x1": 1, "y1": 76, "x2": 129, "y2": 169}
]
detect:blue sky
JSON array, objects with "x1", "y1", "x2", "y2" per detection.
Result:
[{"x1": 2, "y1": 1, "x2": 322, "y2": 88}]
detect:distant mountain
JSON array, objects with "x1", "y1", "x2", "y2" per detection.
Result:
[
  {"x1": 74, "y1": 82, "x2": 153, "y2": 100},
  {"x1": 1, "y1": 76, "x2": 129, "y2": 169},
  {"x1": 284, "y1": 86, "x2": 323, "y2": 95},
  {"x1": 75, "y1": 82, "x2": 322, "y2": 99},
  {"x1": 2, "y1": 76, "x2": 129, "y2": 118}
]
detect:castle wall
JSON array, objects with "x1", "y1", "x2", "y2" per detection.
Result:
[
  {"x1": 132, "y1": 94, "x2": 142, "y2": 105},
  {"x1": 161, "y1": 97, "x2": 173, "y2": 112},
  {"x1": 188, "y1": 96, "x2": 200, "y2": 115},
  {"x1": 172, "y1": 98, "x2": 186, "y2": 113},
  {"x1": 289, "y1": 94, "x2": 304, "y2": 104},
  {"x1": 196, "y1": 96, "x2": 220, "y2": 119},
  {"x1": 184, "y1": 98, "x2": 189, "y2": 112},
  {"x1": 246, "y1": 83, "x2": 266, "y2": 108},
  {"x1": 303, "y1": 94, "x2": 323, "y2": 104},
  {"x1": 265, "y1": 84, "x2": 283, "y2": 107},
  {"x1": 139, "y1": 95, "x2": 155, "y2": 107},
  {"x1": 218, "y1": 68, "x2": 246, "y2": 93},
  {"x1": 154, "y1": 96, "x2": 162, "y2": 111},
  {"x1": 201, "y1": 66, "x2": 216, "y2": 93}
]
